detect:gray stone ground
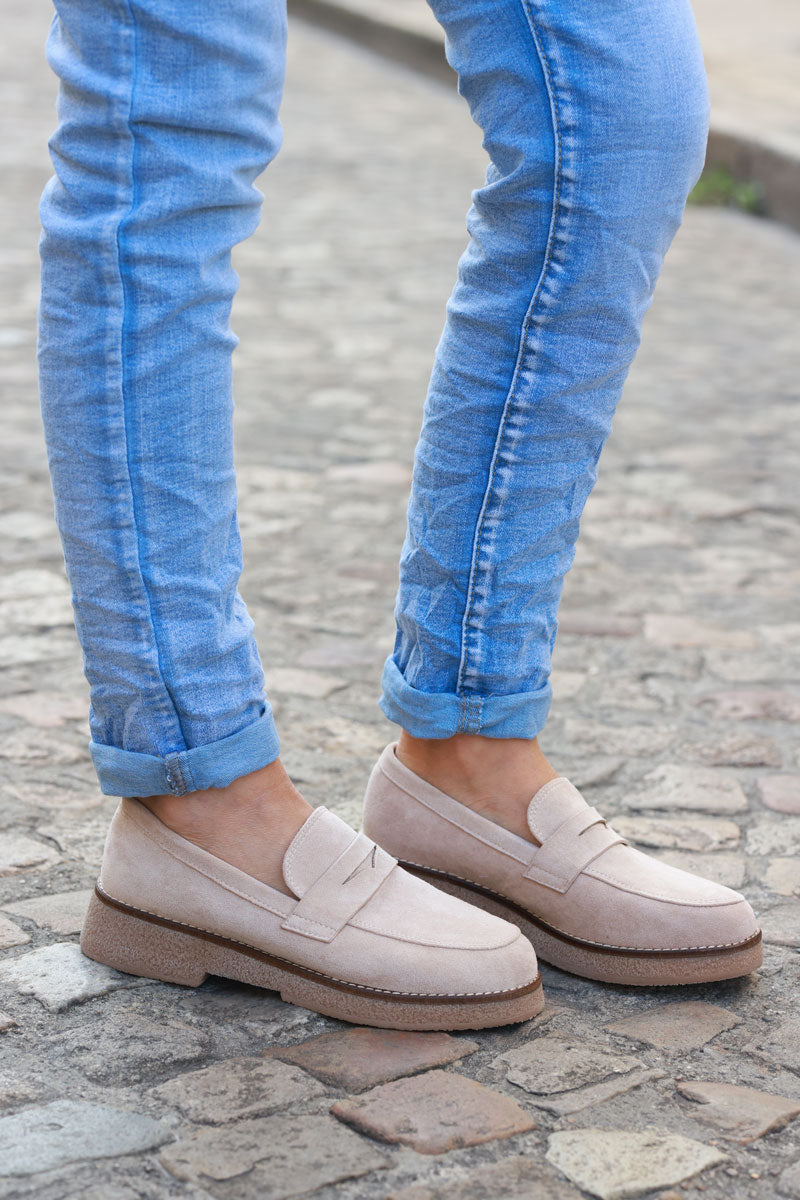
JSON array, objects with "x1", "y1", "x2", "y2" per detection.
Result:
[{"x1": 1, "y1": 5, "x2": 800, "y2": 1199}]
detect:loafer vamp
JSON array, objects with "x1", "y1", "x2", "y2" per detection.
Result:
[
  {"x1": 99, "y1": 797, "x2": 539, "y2": 1000},
  {"x1": 363, "y1": 742, "x2": 761, "y2": 974}
]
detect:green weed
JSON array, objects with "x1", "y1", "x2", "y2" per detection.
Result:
[{"x1": 688, "y1": 166, "x2": 764, "y2": 214}]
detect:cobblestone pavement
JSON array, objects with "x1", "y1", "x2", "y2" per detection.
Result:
[{"x1": 1, "y1": 7, "x2": 800, "y2": 1200}]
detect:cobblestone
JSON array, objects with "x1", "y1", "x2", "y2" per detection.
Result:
[
  {"x1": 0, "y1": 942, "x2": 148, "y2": 1012},
  {"x1": 35, "y1": 815, "x2": 111, "y2": 870},
  {"x1": 0, "y1": 730, "x2": 84, "y2": 767},
  {"x1": 611, "y1": 814, "x2": 741, "y2": 851},
  {"x1": 0, "y1": 916, "x2": 29, "y2": 950},
  {"x1": 779, "y1": 1159, "x2": 800, "y2": 1197},
  {"x1": 643, "y1": 615, "x2": 757, "y2": 650},
  {"x1": 697, "y1": 689, "x2": 800, "y2": 722},
  {"x1": 0, "y1": 1100, "x2": 171, "y2": 1178},
  {"x1": 151, "y1": 1057, "x2": 328, "y2": 1124},
  {"x1": 498, "y1": 1036, "x2": 644, "y2": 1095},
  {"x1": 765, "y1": 858, "x2": 800, "y2": 897},
  {"x1": 556, "y1": 719, "x2": 676, "y2": 759},
  {"x1": 60, "y1": 1009, "x2": 213, "y2": 1085},
  {"x1": 625, "y1": 765, "x2": 750, "y2": 813},
  {"x1": 677, "y1": 731, "x2": 783, "y2": 768},
  {"x1": 0, "y1": 691, "x2": 87, "y2": 728},
  {"x1": 704, "y1": 646, "x2": 800, "y2": 683},
  {"x1": 268, "y1": 1027, "x2": 478, "y2": 1091},
  {"x1": 387, "y1": 1156, "x2": 583, "y2": 1199},
  {"x1": 759, "y1": 774, "x2": 800, "y2": 813},
  {"x1": 521, "y1": 1067, "x2": 667, "y2": 1118},
  {"x1": 0, "y1": 835, "x2": 61, "y2": 876},
  {"x1": 1, "y1": 2, "x2": 800, "y2": 1197},
  {"x1": 557, "y1": 613, "x2": 641, "y2": 638},
  {"x1": 0, "y1": 1075, "x2": 39, "y2": 1106},
  {"x1": 331, "y1": 1071, "x2": 535, "y2": 1154},
  {"x1": 745, "y1": 1017, "x2": 800, "y2": 1072},
  {"x1": 604, "y1": 1002, "x2": 740, "y2": 1051},
  {"x1": 159, "y1": 1113, "x2": 388, "y2": 1193},
  {"x1": 1, "y1": 888, "x2": 92, "y2": 934},
  {"x1": 267, "y1": 668, "x2": 349, "y2": 700},
  {"x1": 546, "y1": 1129, "x2": 727, "y2": 1200},
  {"x1": 649, "y1": 849, "x2": 746, "y2": 888},
  {"x1": 677, "y1": 1080, "x2": 800, "y2": 1144},
  {"x1": 758, "y1": 902, "x2": 800, "y2": 947},
  {"x1": 746, "y1": 818, "x2": 800, "y2": 856}
]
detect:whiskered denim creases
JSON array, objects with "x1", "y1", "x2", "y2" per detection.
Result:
[
  {"x1": 380, "y1": 0, "x2": 710, "y2": 739},
  {"x1": 38, "y1": 0, "x2": 709, "y2": 796}
]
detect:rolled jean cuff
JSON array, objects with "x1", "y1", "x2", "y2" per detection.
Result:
[
  {"x1": 89, "y1": 706, "x2": 281, "y2": 797},
  {"x1": 378, "y1": 655, "x2": 552, "y2": 740}
]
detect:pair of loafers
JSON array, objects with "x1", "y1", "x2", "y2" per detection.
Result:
[{"x1": 82, "y1": 741, "x2": 762, "y2": 1030}]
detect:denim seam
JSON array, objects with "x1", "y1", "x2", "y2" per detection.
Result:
[
  {"x1": 180, "y1": 751, "x2": 198, "y2": 793},
  {"x1": 456, "y1": 699, "x2": 467, "y2": 734},
  {"x1": 164, "y1": 753, "x2": 190, "y2": 797},
  {"x1": 455, "y1": 0, "x2": 564, "y2": 732},
  {"x1": 115, "y1": 0, "x2": 189, "y2": 775}
]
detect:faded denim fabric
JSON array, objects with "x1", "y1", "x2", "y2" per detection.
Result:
[
  {"x1": 37, "y1": 0, "x2": 709, "y2": 796},
  {"x1": 39, "y1": 0, "x2": 287, "y2": 796},
  {"x1": 381, "y1": 0, "x2": 710, "y2": 738}
]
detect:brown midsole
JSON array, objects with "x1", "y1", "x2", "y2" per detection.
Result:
[
  {"x1": 398, "y1": 863, "x2": 762, "y2": 961},
  {"x1": 93, "y1": 884, "x2": 542, "y2": 1006}
]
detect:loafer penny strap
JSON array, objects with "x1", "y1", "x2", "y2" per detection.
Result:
[
  {"x1": 281, "y1": 832, "x2": 397, "y2": 942},
  {"x1": 523, "y1": 806, "x2": 626, "y2": 894}
]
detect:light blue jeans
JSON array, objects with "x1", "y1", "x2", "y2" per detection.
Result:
[{"x1": 38, "y1": 0, "x2": 709, "y2": 797}]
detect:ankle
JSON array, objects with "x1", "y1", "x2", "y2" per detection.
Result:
[
  {"x1": 136, "y1": 758, "x2": 312, "y2": 894},
  {"x1": 138, "y1": 759, "x2": 305, "y2": 832},
  {"x1": 137, "y1": 758, "x2": 303, "y2": 825},
  {"x1": 395, "y1": 731, "x2": 559, "y2": 841},
  {"x1": 395, "y1": 731, "x2": 558, "y2": 797}
]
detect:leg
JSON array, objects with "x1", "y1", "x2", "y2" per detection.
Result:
[
  {"x1": 363, "y1": 0, "x2": 761, "y2": 984},
  {"x1": 41, "y1": 0, "x2": 544, "y2": 1027},
  {"x1": 39, "y1": 0, "x2": 287, "y2": 789},
  {"x1": 379, "y1": 0, "x2": 710, "y2": 830},
  {"x1": 39, "y1": 0, "x2": 310, "y2": 889}
]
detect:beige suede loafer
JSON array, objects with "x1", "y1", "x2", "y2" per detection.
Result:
[
  {"x1": 81, "y1": 797, "x2": 543, "y2": 1030},
  {"x1": 363, "y1": 743, "x2": 762, "y2": 986}
]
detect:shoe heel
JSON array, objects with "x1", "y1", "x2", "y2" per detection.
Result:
[{"x1": 80, "y1": 890, "x2": 208, "y2": 987}]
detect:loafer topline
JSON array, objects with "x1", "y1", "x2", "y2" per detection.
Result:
[
  {"x1": 81, "y1": 797, "x2": 543, "y2": 1030},
  {"x1": 362, "y1": 742, "x2": 762, "y2": 987}
]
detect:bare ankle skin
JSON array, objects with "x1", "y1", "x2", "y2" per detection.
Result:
[
  {"x1": 395, "y1": 731, "x2": 559, "y2": 842},
  {"x1": 135, "y1": 758, "x2": 312, "y2": 896}
]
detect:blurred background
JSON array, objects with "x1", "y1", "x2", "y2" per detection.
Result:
[
  {"x1": 291, "y1": 0, "x2": 800, "y2": 227},
  {"x1": 0, "y1": 2, "x2": 798, "y2": 1199}
]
